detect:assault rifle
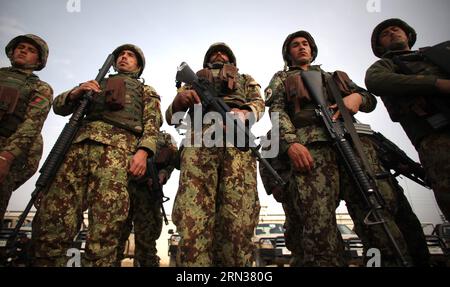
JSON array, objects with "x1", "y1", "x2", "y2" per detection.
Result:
[
  {"x1": 144, "y1": 157, "x2": 170, "y2": 226},
  {"x1": 354, "y1": 123, "x2": 429, "y2": 188}
]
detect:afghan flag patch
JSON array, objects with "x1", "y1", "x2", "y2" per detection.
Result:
[{"x1": 30, "y1": 94, "x2": 50, "y2": 109}]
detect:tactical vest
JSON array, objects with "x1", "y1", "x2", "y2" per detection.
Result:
[
  {"x1": 196, "y1": 64, "x2": 248, "y2": 109},
  {"x1": 0, "y1": 68, "x2": 39, "y2": 137},
  {"x1": 85, "y1": 74, "x2": 144, "y2": 134},
  {"x1": 283, "y1": 70, "x2": 351, "y2": 128},
  {"x1": 387, "y1": 53, "x2": 450, "y2": 145}
]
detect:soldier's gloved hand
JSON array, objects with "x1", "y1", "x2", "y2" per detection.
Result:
[
  {"x1": 68, "y1": 80, "x2": 102, "y2": 101},
  {"x1": 436, "y1": 79, "x2": 450, "y2": 94},
  {"x1": 287, "y1": 143, "x2": 314, "y2": 173},
  {"x1": 172, "y1": 90, "x2": 201, "y2": 113},
  {"x1": 0, "y1": 151, "x2": 14, "y2": 183},
  {"x1": 129, "y1": 149, "x2": 148, "y2": 178},
  {"x1": 329, "y1": 93, "x2": 362, "y2": 120}
]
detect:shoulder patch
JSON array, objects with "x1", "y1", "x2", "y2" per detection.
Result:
[{"x1": 30, "y1": 94, "x2": 50, "y2": 109}]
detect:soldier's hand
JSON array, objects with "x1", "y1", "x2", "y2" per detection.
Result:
[
  {"x1": 329, "y1": 93, "x2": 362, "y2": 120},
  {"x1": 0, "y1": 151, "x2": 14, "y2": 184},
  {"x1": 230, "y1": 108, "x2": 250, "y2": 123},
  {"x1": 436, "y1": 79, "x2": 450, "y2": 94},
  {"x1": 158, "y1": 172, "x2": 168, "y2": 185},
  {"x1": 172, "y1": 90, "x2": 201, "y2": 113},
  {"x1": 129, "y1": 149, "x2": 148, "y2": 178},
  {"x1": 69, "y1": 80, "x2": 101, "y2": 101},
  {"x1": 287, "y1": 143, "x2": 314, "y2": 173}
]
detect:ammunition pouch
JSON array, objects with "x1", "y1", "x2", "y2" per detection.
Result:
[
  {"x1": 332, "y1": 71, "x2": 352, "y2": 96},
  {"x1": 196, "y1": 64, "x2": 239, "y2": 93},
  {"x1": 0, "y1": 85, "x2": 20, "y2": 120},
  {"x1": 220, "y1": 64, "x2": 239, "y2": 91},
  {"x1": 104, "y1": 77, "x2": 126, "y2": 111},
  {"x1": 291, "y1": 110, "x2": 320, "y2": 128},
  {"x1": 284, "y1": 74, "x2": 310, "y2": 115}
]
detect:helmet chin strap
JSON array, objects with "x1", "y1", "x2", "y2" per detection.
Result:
[
  {"x1": 11, "y1": 60, "x2": 39, "y2": 72},
  {"x1": 207, "y1": 62, "x2": 230, "y2": 69}
]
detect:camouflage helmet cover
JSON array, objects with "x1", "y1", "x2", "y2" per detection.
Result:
[
  {"x1": 282, "y1": 30, "x2": 318, "y2": 68},
  {"x1": 371, "y1": 18, "x2": 417, "y2": 58},
  {"x1": 203, "y1": 42, "x2": 237, "y2": 68},
  {"x1": 5, "y1": 34, "x2": 49, "y2": 71},
  {"x1": 112, "y1": 44, "x2": 146, "y2": 77}
]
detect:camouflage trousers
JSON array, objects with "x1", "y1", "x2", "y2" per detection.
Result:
[
  {"x1": 287, "y1": 141, "x2": 347, "y2": 267},
  {"x1": 0, "y1": 135, "x2": 42, "y2": 223},
  {"x1": 417, "y1": 129, "x2": 450, "y2": 221},
  {"x1": 31, "y1": 140, "x2": 130, "y2": 267},
  {"x1": 172, "y1": 146, "x2": 260, "y2": 267},
  {"x1": 116, "y1": 181, "x2": 163, "y2": 267},
  {"x1": 341, "y1": 136, "x2": 418, "y2": 267}
]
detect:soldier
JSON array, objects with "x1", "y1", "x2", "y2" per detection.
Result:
[
  {"x1": 165, "y1": 42, "x2": 264, "y2": 266},
  {"x1": 265, "y1": 30, "x2": 414, "y2": 266},
  {"x1": 0, "y1": 34, "x2": 53, "y2": 224},
  {"x1": 365, "y1": 18, "x2": 450, "y2": 221},
  {"x1": 31, "y1": 44, "x2": 162, "y2": 267},
  {"x1": 116, "y1": 131, "x2": 178, "y2": 267}
]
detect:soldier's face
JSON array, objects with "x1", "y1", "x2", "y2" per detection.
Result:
[
  {"x1": 289, "y1": 37, "x2": 312, "y2": 66},
  {"x1": 116, "y1": 49, "x2": 140, "y2": 73},
  {"x1": 209, "y1": 50, "x2": 230, "y2": 64},
  {"x1": 379, "y1": 26, "x2": 410, "y2": 51},
  {"x1": 12, "y1": 42, "x2": 40, "y2": 68}
]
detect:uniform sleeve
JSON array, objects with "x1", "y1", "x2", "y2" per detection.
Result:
[
  {"x1": 138, "y1": 85, "x2": 162, "y2": 156},
  {"x1": 365, "y1": 58, "x2": 438, "y2": 97},
  {"x1": 346, "y1": 78, "x2": 377, "y2": 113},
  {"x1": 241, "y1": 74, "x2": 265, "y2": 121},
  {"x1": 2, "y1": 81, "x2": 53, "y2": 158},
  {"x1": 266, "y1": 73, "x2": 300, "y2": 154},
  {"x1": 165, "y1": 86, "x2": 189, "y2": 126},
  {"x1": 53, "y1": 88, "x2": 79, "y2": 116}
]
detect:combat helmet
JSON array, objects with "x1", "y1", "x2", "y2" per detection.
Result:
[
  {"x1": 203, "y1": 42, "x2": 237, "y2": 68},
  {"x1": 112, "y1": 44, "x2": 146, "y2": 77},
  {"x1": 282, "y1": 30, "x2": 318, "y2": 68},
  {"x1": 371, "y1": 18, "x2": 417, "y2": 58},
  {"x1": 5, "y1": 34, "x2": 49, "y2": 71}
]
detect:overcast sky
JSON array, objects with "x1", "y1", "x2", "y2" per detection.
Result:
[{"x1": 1, "y1": 0, "x2": 449, "y2": 224}]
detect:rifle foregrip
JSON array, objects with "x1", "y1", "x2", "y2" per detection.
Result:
[
  {"x1": 36, "y1": 121, "x2": 80, "y2": 187},
  {"x1": 340, "y1": 139, "x2": 372, "y2": 191}
]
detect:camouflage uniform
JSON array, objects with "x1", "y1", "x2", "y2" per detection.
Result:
[
  {"x1": 258, "y1": 137, "x2": 305, "y2": 266},
  {"x1": 166, "y1": 43, "x2": 264, "y2": 267},
  {"x1": 116, "y1": 131, "x2": 177, "y2": 267},
  {"x1": 31, "y1": 44, "x2": 162, "y2": 267},
  {"x1": 267, "y1": 30, "x2": 393, "y2": 266},
  {"x1": 0, "y1": 34, "x2": 53, "y2": 223},
  {"x1": 365, "y1": 18, "x2": 450, "y2": 221}
]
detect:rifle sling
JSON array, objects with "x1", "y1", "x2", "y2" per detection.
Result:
[{"x1": 326, "y1": 77, "x2": 377, "y2": 181}]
